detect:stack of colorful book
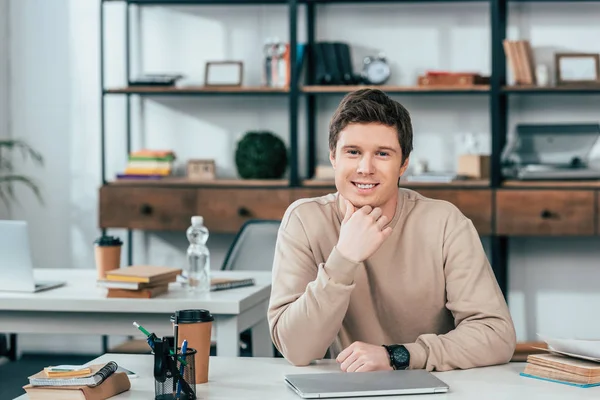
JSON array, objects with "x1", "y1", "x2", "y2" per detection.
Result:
[
  {"x1": 98, "y1": 265, "x2": 182, "y2": 298},
  {"x1": 117, "y1": 149, "x2": 176, "y2": 180}
]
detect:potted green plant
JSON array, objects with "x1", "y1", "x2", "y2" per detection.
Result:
[
  {"x1": 234, "y1": 131, "x2": 288, "y2": 179},
  {"x1": 0, "y1": 139, "x2": 44, "y2": 209}
]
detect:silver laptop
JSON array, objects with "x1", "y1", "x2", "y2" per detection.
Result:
[
  {"x1": 0, "y1": 220, "x2": 66, "y2": 292},
  {"x1": 284, "y1": 370, "x2": 449, "y2": 398}
]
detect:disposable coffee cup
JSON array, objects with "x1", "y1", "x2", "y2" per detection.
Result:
[
  {"x1": 171, "y1": 309, "x2": 214, "y2": 384},
  {"x1": 93, "y1": 235, "x2": 123, "y2": 280}
]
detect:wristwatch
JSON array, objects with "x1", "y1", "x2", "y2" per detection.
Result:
[{"x1": 382, "y1": 344, "x2": 410, "y2": 370}]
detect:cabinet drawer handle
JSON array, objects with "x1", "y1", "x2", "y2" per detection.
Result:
[
  {"x1": 238, "y1": 207, "x2": 251, "y2": 217},
  {"x1": 140, "y1": 204, "x2": 153, "y2": 216},
  {"x1": 540, "y1": 209, "x2": 555, "y2": 219}
]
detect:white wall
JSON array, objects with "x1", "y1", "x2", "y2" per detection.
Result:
[
  {"x1": 0, "y1": 0, "x2": 9, "y2": 220},
  {"x1": 8, "y1": 1, "x2": 600, "y2": 354}
]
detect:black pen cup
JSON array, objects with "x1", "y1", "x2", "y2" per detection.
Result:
[{"x1": 154, "y1": 347, "x2": 197, "y2": 400}]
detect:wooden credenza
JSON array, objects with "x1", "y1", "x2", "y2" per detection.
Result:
[{"x1": 99, "y1": 182, "x2": 600, "y2": 236}]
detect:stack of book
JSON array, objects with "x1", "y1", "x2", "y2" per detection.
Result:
[
  {"x1": 521, "y1": 353, "x2": 600, "y2": 388},
  {"x1": 520, "y1": 335, "x2": 600, "y2": 388},
  {"x1": 23, "y1": 361, "x2": 131, "y2": 400},
  {"x1": 503, "y1": 39, "x2": 536, "y2": 86},
  {"x1": 117, "y1": 149, "x2": 176, "y2": 180},
  {"x1": 98, "y1": 265, "x2": 182, "y2": 298}
]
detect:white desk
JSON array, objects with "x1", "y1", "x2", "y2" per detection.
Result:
[
  {"x1": 0, "y1": 268, "x2": 273, "y2": 358},
  {"x1": 14, "y1": 353, "x2": 600, "y2": 400}
]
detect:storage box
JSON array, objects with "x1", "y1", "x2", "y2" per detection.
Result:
[
  {"x1": 418, "y1": 72, "x2": 490, "y2": 87},
  {"x1": 457, "y1": 154, "x2": 490, "y2": 179},
  {"x1": 187, "y1": 159, "x2": 216, "y2": 181}
]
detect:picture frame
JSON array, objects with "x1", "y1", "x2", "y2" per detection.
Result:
[
  {"x1": 205, "y1": 61, "x2": 243, "y2": 87},
  {"x1": 554, "y1": 53, "x2": 600, "y2": 86}
]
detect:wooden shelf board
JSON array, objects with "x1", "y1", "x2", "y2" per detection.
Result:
[
  {"x1": 104, "y1": 86, "x2": 289, "y2": 95},
  {"x1": 502, "y1": 180, "x2": 600, "y2": 188},
  {"x1": 301, "y1": 85, "x2": 490, "y2": 94},
  {"x1": 503, "y1": 85, "x2": 600, "y2": 93},
  {"x1": 303, "y1": 179, "x2": 490, "y2": 188},
  {"x1": 108, "y1": 178, "x2": 290, "y2": 188}
]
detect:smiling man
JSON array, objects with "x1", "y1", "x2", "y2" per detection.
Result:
[{"x1": 267, "y1": 89, "x2": 516, "y2": 372}]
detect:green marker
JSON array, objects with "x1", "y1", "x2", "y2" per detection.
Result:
[{"x1": 133, "y1": 321, "x2": 151, "y2": 337}]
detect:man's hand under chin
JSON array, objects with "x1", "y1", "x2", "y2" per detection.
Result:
[
  {"x1": 336, "y1": 341, "x2": 393, "y2": 372},
  {"x1": 336, "y1": 198, "x2": 393, "y2": 263}
]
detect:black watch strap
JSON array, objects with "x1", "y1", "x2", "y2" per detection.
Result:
[{"x1": 382, "y1": 344, "x2": 410, "y2": 370}]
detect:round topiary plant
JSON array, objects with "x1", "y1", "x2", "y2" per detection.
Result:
[{"x1": 235, "y1": 131, "x2": 288, "y2": 179}]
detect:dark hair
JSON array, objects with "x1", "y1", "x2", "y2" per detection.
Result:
[{"x1": 328, "y1": 89, "x2": 413, "y2": 164}]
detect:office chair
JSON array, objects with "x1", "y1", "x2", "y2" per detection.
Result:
[
  {"x1": 221, "y1": 219, "x2": 281, "y2": 272},
  {"x1": 220, "y1": 219, "x2": 281, "y2": 357}
]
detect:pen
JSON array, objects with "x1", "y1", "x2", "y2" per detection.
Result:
[
  {"x1": 173, "y1": 314, "x2": 179, "y2": 393},
  {"x1": 133, "y1": 321, "x2": 187, "y2": 366},
  {"x1": 173, "y1": 313, "x2": 179, "y2": 363},
  {"x1": 176, "y1": 339, "x2": 188, "y2": 399}
]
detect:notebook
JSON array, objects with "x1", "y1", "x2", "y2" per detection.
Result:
[
  {"x1": 23, "y1": 371, "x2": 130, "y2": 400},
  {"x1": 211, "y1": 277, "x2": 255, "y2": 291},
  {"x1": 29, "y1": 362, "x2": 118, "y2": 387}
]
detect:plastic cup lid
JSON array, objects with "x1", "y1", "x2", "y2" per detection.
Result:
[{"x1": 171, "y1": 309, "x2": 214, "y2": 323}]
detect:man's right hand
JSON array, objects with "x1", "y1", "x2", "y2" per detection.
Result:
[{"x1": 336, "y1": 199, "x2": 393, "y2": 263}]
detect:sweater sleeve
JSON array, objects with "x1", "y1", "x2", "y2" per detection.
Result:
[
  {"x1": 403, "y1": 218, "x2": 517, "y2": 372},
  {"x1": 267, "y1": 208, "x2": 360, "y2": 366}
]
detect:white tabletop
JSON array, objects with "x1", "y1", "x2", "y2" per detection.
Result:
[
  {"x1": 0, "y1": 268, "x2": 271, "y2": 314},
  {"x1": 15, "y1": 353, "x2": 600, "y2": 400}
]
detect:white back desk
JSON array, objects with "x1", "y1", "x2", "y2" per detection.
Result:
[
  {"x1": 14, "y1": 353, "x2": 600, "y2": 400},
  {"x1": 0, "y1": 268, "x2": 273, "y2": 357}
]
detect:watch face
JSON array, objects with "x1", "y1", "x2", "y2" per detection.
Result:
[{"x1": 365, "y1": 60, "x2": 390, "y2": 85}]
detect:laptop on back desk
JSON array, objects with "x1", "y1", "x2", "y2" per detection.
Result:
[{"x1": 0, "y1": 220, "x2": 65, "y2": 292}]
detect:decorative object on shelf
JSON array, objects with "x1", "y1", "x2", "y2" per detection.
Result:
[
  {"x1": 535, "y1": 64, "x2": 550, "y2": 87},
  {"x1": 458, "y1": 155, "x2": 490, "y2": 179},
  {"x1": 235, "y1": 131, "x2": 288, "y2": 179},
  {"x1": 0, "y1": 139, "x2": 44, "y2": 208},
  {"x1": 263, "y1": 38, "x2": 291, "y2": 88},
  {"x1": 418, "y1": 71, "x2": 490, "y2": 87},
  {"x1": 501, "y1": 123, "x2": 600, "y2": 180},
  {"x1": 412, "y1": 159, "x2": 429, "y2": 176},
  {"x1": 205, "y1": 61, "x2": 243, "y2": 87},
  {"x1": 129, "y1": 74, "x2": 184, "y2": 87},
  {"x1": 503, "y1": 39, "x2": 536, "y2": 85},
  {"x1": 117, "y1": 149, "x2": 176, "y2": 180},
  {"x1": 187, "y1": 159, "x2": 216, "y2": 181},
  {"x1": 361, "y1": 53, "x2": 391, "y2": 85},
  {"x1": 554, "y1": 53, "x2": 600, "y2": 86},
  {"x1": 457, "y1": 133, "x2": 490, "y2": 179},
  {"x1": 314, "y1": 164, "x2": 335, "y2": 181}
]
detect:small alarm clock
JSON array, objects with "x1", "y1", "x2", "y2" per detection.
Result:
[{"x1": 361, "y1": 53, "x2": 391, "y2": 85}]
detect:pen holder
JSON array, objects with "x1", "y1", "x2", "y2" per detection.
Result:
[{"x1": 153, "y1": 336, "x2": 197, "y2": 400}]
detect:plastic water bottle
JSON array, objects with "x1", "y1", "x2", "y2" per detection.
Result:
[{"x1": 185, "y1": 216, "x2": 210, "y2": 293}]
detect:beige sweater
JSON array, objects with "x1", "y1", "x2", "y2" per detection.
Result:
[{"x1": 268, "y1": 188, "x2": 516, "y2": 371}]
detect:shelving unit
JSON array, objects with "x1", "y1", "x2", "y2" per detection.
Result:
[{"x1": 99, "y1": 0, "x2": 600, "y2": 299}]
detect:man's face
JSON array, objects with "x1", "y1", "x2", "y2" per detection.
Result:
[{"x1": 329, "y1": 123, "x2": 409, "y2": 209}]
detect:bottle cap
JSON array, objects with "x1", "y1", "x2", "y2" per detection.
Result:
[{"x1": 191, "y1": 216, "x2": 204, "y2": 226}]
